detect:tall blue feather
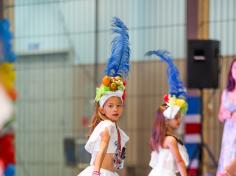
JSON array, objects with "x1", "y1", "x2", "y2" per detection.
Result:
[
  {"x1": 0, "y1": 19, "x2": 16, "y2": 62},
  {"x1": 105, "y1": 17, "x2": 130, "y2": 79},
  {"x1": 145, "y1": 50, "x2": 186, "y2": 98}
]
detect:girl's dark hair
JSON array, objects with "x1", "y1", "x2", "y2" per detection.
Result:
[
  {"x1": 88, "y1": 103, "x2": 106, "y2": 137},
  {"x1": 150, "y1": 104, "x2": 168, "y2": 151},
  {"x1": 227, "y1": 59, "x2": 236, "y2": 91}
]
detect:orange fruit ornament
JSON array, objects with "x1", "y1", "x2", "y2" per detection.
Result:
[
  {"x1": 110, "y1": 82, "x2": 117, "y2": 91},
  {"x1": 102, "y1": 76, "x2": 111, "y2": 86}
]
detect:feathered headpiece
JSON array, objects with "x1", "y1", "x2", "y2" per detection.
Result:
[
  {"x1": 145, "y1": 50, "x2": 188, "y2": 119},
  {"x1": 0, "y1": 19, "x2": 16, "y2": 130},
  {"x1": 0, "y1": 19, "x2": 16, "y2": 63},
  {"x1": 95, "y1": 17, "x2": 130, "y2": 107}
]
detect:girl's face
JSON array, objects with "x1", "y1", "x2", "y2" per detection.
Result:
[
  {"x1": 166, "y1": 111, "x2": 182, "y2": 130},
  {"x1": 100, "y1": 96, "x2": 123, "y2": 122},
  {"x1": 232, "y1": 62, "x2": 236, "y2": 81}
]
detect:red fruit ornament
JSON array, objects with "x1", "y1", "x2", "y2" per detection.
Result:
[
  {"x1": 122, "y1": 89, "x2": 126, "y2": 102},
  {"x1": 123, "y1": 80, "x2": 127, "y2": 86}
]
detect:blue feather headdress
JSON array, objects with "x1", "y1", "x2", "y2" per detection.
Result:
[
  {"x1": 105, "y1": 17, "x2": 130, "y2": 79},
  {"x1": 0, "y1": 19, "x2": 16, "y2": 62},
  {"x1": 145, "y1": 50, "x2": 186, "y2": 98},
  {"x1": 95, "y1": 17, "x2": 130, "y2": 107},
  {"x1": 145, "y1": 50, "x2": 188, "y2": 116}
]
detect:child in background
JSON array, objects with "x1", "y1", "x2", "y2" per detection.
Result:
[
  {"x1": 78, "y1": 17, "x2": 130, "y2": 176},
  {"x1": 146, "y1": 50, "x2": 189, "y2": 176},
  {"x1": 217, "y1": 59, "x2": 236, "y2": 176}
]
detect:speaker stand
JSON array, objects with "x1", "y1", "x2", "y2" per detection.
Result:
[{"x1": 188, "y1": 89, "x2": 218, "y2": 175}]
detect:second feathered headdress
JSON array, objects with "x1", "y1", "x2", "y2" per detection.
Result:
[
  {"x1": 95, "y1": 17, "x2": 130, "y2": 107},
  {"x1": 145, "y1": 50, "x2": 188, "y2": 119}
]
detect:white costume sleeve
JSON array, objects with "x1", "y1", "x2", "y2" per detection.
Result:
[
  {"x1": 149, "y1": 151, "x2": 159, "y2": 168},
  {"x1": 179, "y1": 144, "x2": 189, "y2": 166},
  {"x1": 119, "y1": 128, "x2": 129, "y2": 147},
  {"x1": 85, "y1": 120, "x2": 115, "y2": 154}
]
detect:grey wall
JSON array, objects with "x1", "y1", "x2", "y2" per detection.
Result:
[
  {"x1": 15, "y1": 52, "x2": 77, "y2": 176},
  {"x1": 14, "y1": 0, "x2": 186, "y2": 64}
]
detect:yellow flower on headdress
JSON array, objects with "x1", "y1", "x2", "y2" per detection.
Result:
[
  {"x1": 165, "y1": 94, "x2": 188, "y2": 114},
  {"x1": 176, "y1": 99, "x2": 185, "y2": 108},
  {"x1": 0, "y1": 63, "x2": 16, "y2": 91},
  {"x1": 175, "y1": 98, "x2": 188, "y2": 114}
]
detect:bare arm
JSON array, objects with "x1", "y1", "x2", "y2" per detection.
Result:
[
  {"x1": 231, "y1": 112, "x2": 236, "y2": 121},
  {"x1": 218, "y1": 158, "x2": 236, "y2": 176},
  {"x1": 165, "y1": 136, "x2": 187, "y2": 176},
  {"x1": 219, "y1": 104, "x2": 231, "y2": 122},
  {"x1": 225, "y1": 157, "x2": 236, "y2": 175},
  {"x1": 218, "y1": 91, "x2": 231, "y2": 122},
  {"x1": 93, "y1": 128, "x2": 110, "y2": 174}
]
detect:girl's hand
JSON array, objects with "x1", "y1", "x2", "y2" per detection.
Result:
[
  {"x1": 218, "y1": 91, "x2": 232, "y2": 122},
  {"x1": 219, "y1": 109, "x2": 231, "y2": 122},
  {"x1": 231, "y1": 112, "x2": 236, "y2": 121},
  {"x1": 217, "y1": 172, "x2": 226, "y2": 176},
  {"x1": 92, "y1": 170, "x2": 101, "y2": 176}
]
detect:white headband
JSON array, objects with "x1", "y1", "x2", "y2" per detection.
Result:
[
  {"x1": 163, "y1": 105, "x2": 180, "y2": 119},
  {"x1": 99, "y1": 90, "x2": 123, "y2": 107}
]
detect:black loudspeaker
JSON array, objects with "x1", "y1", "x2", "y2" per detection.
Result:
[{"x1": 187, "y1": 40, "x2": 220, "y2": 89}]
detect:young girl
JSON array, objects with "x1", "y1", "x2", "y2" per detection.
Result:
[
  {"x1": 78, "y1": 17, "x2": 130, "y2": 176},
  {"x1": 146, "y1": 50, "x2": 189, "y2": 176},
  {"x1": 217, "y1": 59, "x2": 236, "y2": 176}
]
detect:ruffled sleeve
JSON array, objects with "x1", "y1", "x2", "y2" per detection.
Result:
[
  {"x1": 119, "y1": 128, "x2": 129, "y2": 147},
  {"x1": 179, "y1": 144, "x2": 189, "y2": 166},
  {"x1": 149, "y1": 151, "x2": 159, "y2": 168},
  {"x1": 85, "y1": 120, "x2": 115, "y2": 154}
]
